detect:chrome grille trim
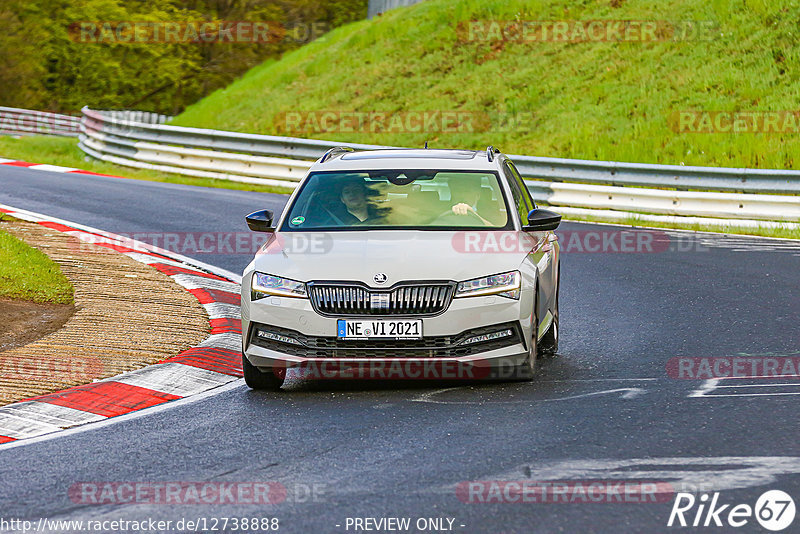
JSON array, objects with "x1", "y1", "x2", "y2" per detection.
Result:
[{"x1": 308, "y1": 281, "x2": 455, "y2": 317}]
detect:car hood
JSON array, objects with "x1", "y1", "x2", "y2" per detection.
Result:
[{"x1": 249, "y1": 231, "x2": 538, "y2": 286}]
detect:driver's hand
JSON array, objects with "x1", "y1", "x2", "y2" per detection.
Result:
[{"x1": 451, "y1": 203, "x2": 473, "y2": 216}]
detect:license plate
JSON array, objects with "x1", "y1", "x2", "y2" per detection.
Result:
[{"x1": 337, "y1": 319, "x2": 422, "y2": 339}]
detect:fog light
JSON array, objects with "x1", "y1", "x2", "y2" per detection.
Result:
[
  {"x1": 461, "y1": 329, "x2": 513, "y2": 345},
  {"x1": 256, "y1": 329, "x2": 301, "y2": 346}
]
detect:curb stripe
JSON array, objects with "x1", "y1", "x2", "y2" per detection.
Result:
[
  {"x1": 0, "y1": 413, "x2": 61, "y2": 440},
  {"x1": 209, "y1": 317, "x2": 242, "y2": 335},
  {"x1": 67, "y1": 169, "x2": 119, "y2": 177},
  {"x1": 65, "y1": 233, "x2": 179, "y2": 264},
  {"x1": 125, "y1": 252, "x2": 191, "y2": 269},
  {"x1": 203, "y1": 302, "x2": 241, "y2": 320},
  {"x1": 151, "y1": 263, "x2": 230, "y2": 281},
  {"x1": 1, "y1": 402, "x2": 105, "y2": 427},
  {"x1": 108, "y1": 363, "x2": 237, "y2": 397},
  {"x1": 37, "y1": 221, "x2": 79, "y2": 233},
  {"x1": 172, "y1": 273, "x2": 240, "y2": 293},
  {"x1": 0, "y1": 199, "x2": 244, "y2": 444},
  {"x1": 161, "y1": 347, "x2": 243, "y2": 377},
  {"x1": 188, "y1": 287, "x2": 241, "y2": 306},
  {"x1": 32, "y1": 382, "x2": 181, "y2": 418},
  {"x1": 0, "y1": 158, "x2": 116, "y2": 178},
  {"x1": 2, "y1": 161, "x2": 36, "y2": 167},
  {"x1": 197, "y1": 333, "x2": 242, "y2": 352},
  {"x1": 28, "y1": 164, "x2": 79, "y2": 173}
]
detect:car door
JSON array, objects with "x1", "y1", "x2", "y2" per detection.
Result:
[{"x1": 503, "y1": 161, "x2": 557, "y2": 337}]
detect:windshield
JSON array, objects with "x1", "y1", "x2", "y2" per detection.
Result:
[{"x1": 280, "y1": 170, "x2": 511, "y2": 231}]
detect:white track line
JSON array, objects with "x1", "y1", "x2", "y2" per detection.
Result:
[
  {"x1": 0, "y1": 380, "x2": 245, "y2": 450},
  {"x1": 28, "y1": 164, "x2": 79, "y2": 173}
]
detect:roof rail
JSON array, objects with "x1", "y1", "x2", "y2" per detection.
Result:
[
  {"x1": 320, "y1": 146, "x2": 355, "y2": 163},
  {"x1": 486, "y1": 146, "x2": 500, "y2": 162}
]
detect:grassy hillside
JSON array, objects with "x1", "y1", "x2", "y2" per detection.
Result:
[{"x1": 173, "y1": 0, "x2": 800, "y2": 169}]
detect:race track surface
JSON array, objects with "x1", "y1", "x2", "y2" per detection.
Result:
[{"x1": 1, "y1": 167, "x2": 799, "y2": 533}]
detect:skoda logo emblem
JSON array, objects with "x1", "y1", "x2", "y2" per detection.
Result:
[{"x1": 373, "y1": 273, "x2": 388, "y2": 284}]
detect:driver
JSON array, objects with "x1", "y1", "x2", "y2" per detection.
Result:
[
  {"x1": 333, "y1": 178, "x2": 384, "y2": 224},
  {"x1": 340, "y1": 180, "x2": 370, "y2": 222},
  {"x1": 448, "y1": 176, "x2": 493, "y2": 226}
]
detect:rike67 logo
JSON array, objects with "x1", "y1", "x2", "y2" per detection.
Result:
[{"x1": 668, "y1": 490, "x2": 795, "y2": 531}]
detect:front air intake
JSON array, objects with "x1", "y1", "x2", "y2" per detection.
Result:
[{"x1": 307, "y1": 282, "x2": 454, "y2": 316}]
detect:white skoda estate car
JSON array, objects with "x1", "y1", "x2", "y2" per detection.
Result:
[{"x1": 241, "y1": 147, "x2": 561, "y2": 390}]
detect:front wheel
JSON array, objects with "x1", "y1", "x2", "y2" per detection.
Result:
[
  {"x1": 538, "y1": 267, "x2": 559, "y2": 358},
  {"x1": 242, "y1": 353, "x2": 285, "y2": 391},
  {"x1": 512, "y1": 294, "x2": 539, "y2": 381},
  {"x1": 538, "y1": 303, "x2": 558, "y2": 358}
]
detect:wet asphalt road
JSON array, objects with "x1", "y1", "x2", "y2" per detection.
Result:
[{"x1": 1, "y1": 167, "x2": 799, "y2": 533}]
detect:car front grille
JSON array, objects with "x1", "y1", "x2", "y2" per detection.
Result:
[
  {"x1": 248, "y1": 322, "x2": 522, "y2": 359},
  {"x1": 307, "y1": 282, "x2": 454, "y2": 316}
]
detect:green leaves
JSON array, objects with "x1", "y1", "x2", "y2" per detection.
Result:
[{"x1": 5, "y1": 0, "x2": 367, "y2": 114}]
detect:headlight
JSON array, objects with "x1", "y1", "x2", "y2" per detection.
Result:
[
  {"x1": 455, "y1": 271, "x2": 521, "y2": 300},
  {"x1": 251, "y1": 272, "x2": 307, "y2": 300}
]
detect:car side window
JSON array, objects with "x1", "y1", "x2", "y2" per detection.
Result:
[
  {"x1": 502, "y1": 162, "x2": 529, "y2": 223},
  {"x1": 506, "y1": 162, "x2": 536, "y2": 213}
]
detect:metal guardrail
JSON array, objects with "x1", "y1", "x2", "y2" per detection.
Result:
[
  {"x1": 79, "y1": 108, "x2": 314, "y2": 187},
  {"x1": 76, "y1": 107, "x2": 800, "y2": 223},
  {"x1": 0, "y1": 107, "x2": 80, "y2": 137},
  {"x1": 511, "y1": 156, "x2": 800, "y2": 196},
  {"x1": 368, "y1": 0, "x2": 427, "y2": 18}
]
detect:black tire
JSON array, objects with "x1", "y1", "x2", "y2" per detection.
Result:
[
  {"x1": 512, "y1": 292, "x2": 539, "y2": 381},
  {"x1": 242, "y1": 353, "x2": 285, "y2": 391},
  {"x1": 538, "y1": 267, "x2": 559, "y2": 358}
]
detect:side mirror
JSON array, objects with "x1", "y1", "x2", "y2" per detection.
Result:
[
  {"x1": 523, "y1": 208, "x2": 561, "y2": 232},
  {"x1": 246, "y1": 209, "x2": 275, "y2": 233}
]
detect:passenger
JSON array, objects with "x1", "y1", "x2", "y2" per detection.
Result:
[{"x1": 448, "y1": 176, "x2": 494, "y2": 226}]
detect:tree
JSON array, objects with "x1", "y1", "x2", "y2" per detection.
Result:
[{"x1": 0, "y1": 0, "x2": 368, "y2": 114}]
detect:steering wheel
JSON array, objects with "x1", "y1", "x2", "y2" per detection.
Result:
[{"x1": 432, "y1": 208, "x2": 487, "y2": 226}]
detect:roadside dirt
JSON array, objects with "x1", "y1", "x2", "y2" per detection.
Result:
[
  {"x1": 0, "y1": 220, "x2": 210, "y2": 406},
  {"x1": 0, "y1": 298, "x2": 75, "y2": 353}
]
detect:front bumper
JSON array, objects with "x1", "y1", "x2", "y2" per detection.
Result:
[{"x1": 241, "y1": 284, "x2": 535, "y2": 372}]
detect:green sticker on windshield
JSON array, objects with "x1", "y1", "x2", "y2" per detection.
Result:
[{"x1": 290, "y1": 216, "x2": 305, "y2": 226}]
